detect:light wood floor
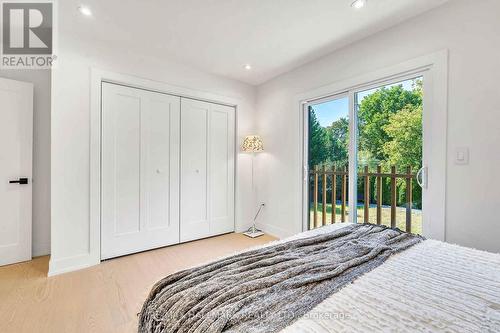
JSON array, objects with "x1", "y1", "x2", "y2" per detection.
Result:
[{"x1": 0, "y1": 233, "x2": 276, "y2": 333}]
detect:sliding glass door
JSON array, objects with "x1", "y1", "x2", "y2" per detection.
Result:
[{"x1": 305, "y1": 76, "x2": 425, "y2": 234}]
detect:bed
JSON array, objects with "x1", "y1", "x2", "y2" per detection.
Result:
[{"x1": 138, "y1": 223, "x2": 500, "y2": 333}]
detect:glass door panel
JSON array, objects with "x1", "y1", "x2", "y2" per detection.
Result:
[
  {"x1": 307, "y1": 95, "x2": 350, "y2": 230},
  {"x1": 355, "y1": 77, "x2": 423, "y2": 234}
]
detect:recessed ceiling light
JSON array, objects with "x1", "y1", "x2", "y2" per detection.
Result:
[
  {"x1": 351, "y1": 0, "x2": 367, "y2": 9},
  {"x1": 78, "y1": 5, "x2": 92, "y2": 16},
  {"x1": 244, "y1": 64, "x2": 252, "y2": 70}
]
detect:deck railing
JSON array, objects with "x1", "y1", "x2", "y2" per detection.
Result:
[{"x1": 309, "y1": 166, "x2": 417, "y2": 232}]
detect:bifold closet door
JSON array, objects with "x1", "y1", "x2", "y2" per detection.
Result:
[
  {"x1": 101, "y1": 83, "x2": 180, "y2": 259},
  {"x1": 180, "y1": 98, "x2": 235, "y2": 242}
]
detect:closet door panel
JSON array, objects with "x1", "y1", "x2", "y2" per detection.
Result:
[
  {"x1": 142, "y1": 93, "x2": 180, "y2": 232},
  {"x1": 180, "y1": 99, "x2": 210, "y2": 241},
  {"x1": 102, "y1": 84, "x2": 142, "y2": 239},
  {"x1": 209, "y1": 105, "x2": 235, "y2": 234},
  {"x1": 180, "y1": 98, "x2": 235, "y2": 241},
  {"x1": 101, "y1": 83, "x2": 180, "y2": 259}
]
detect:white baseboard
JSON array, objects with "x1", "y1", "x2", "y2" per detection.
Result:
[
  {"x1": 48, "y1": 253, "x2": 99, "y2": 276},
  {"x1": 256, "y1": 223, "x2": 295, "y2": 239},
  {"x1": 47, "y1": 223, "x2": 293, "y2": 276}
]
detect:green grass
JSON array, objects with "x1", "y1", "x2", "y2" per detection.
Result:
[{"x1": 310, "y1": 203, "x2": 422, "y2": 234}]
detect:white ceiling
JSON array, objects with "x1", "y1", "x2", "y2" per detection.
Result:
[{"x1": 61, "y1": 0, "x2": 450, "y2": 85}]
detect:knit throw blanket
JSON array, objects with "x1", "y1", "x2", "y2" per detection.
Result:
[{"x1": 138, "y1": 224, "x2": 424, "y2": 333}]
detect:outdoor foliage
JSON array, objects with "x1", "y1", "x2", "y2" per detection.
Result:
[
  {"x1": 358, "y1": 82, "x2": 422, "y2": 165},
  {"x1": 308, "y1": 111, "x2": 329, "y2": 169},
  {"x1": 383, "y1": 104, "x2": 422, "y2": 170},
  {"x1": 309, "y1": 79, "x2": 423, "y2": 208},
  {"x1": 308, "y1": 109, "x2": 349, "y2": 169}
]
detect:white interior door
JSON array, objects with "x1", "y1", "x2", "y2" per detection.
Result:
[
  {"x1": 180, "y1": 98, "x2": 235, "y2": 242},
  {"x1": 0, "y1": 77, "x2": 33, "y2": 266},
  {"x1": 101, "y1": 83, "x2": 180, "y2": 259}
]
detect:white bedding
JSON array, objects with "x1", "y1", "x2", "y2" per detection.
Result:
[{"x1": 262, "y1": 224, "x2": 500, "y2": 333}]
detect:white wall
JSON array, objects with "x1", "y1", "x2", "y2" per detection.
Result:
[
  {"x1": 50, "y1": 0, "x2": 500, "y2": 275},
  {"x1": 255, "y1": 0, "x2": 500, "y2": 253},
  {"x1": 0, "y1": 69, "x2": 51, "y2": 257},
  {"x1": 50, "y1": 39, "x2": 257, "y2": 274}
]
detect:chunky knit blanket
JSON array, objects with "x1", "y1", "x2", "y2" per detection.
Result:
[
  {"x1": 138, "y1": 224, "x2": 423, "y2": 333},
  {"x1": 284, "y1": 228, "x2": 500, "y2": 333}
]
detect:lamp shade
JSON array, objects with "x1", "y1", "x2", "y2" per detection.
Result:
[{"x1": 241, "y1": 135, "x2": 264, "y2": 152}]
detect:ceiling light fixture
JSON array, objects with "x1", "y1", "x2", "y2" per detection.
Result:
[
  {"x1": 244, "y1": 64, "x2": 252, "y2": 70},
  {"x1": 351, "y1": 0, "x2": 367, "y2": 9},
  {"x1": 78, "y1": 5, "x2": 92, "y2": 16}
]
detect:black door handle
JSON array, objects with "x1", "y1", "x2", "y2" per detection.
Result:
[{"x1": 9, "y1": 178, "x2": 28, "y2": 185}]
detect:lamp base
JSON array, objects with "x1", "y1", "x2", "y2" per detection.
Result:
[{"x1": 243, "y1": 225, "x2": 264, "y2": 238}]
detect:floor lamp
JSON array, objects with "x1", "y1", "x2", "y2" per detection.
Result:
[{"x1": 241, "y1": 135, "x2": 265, "y2": 238}]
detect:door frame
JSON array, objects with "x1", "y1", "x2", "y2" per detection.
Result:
[
  {"x1": 297, "y1": 50, "x2": 448, "y2": 241},
  {"x1": 88, "y1": 69, "x2": 239, "y2": 266}
]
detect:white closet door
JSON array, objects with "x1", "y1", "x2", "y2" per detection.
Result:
[
  {"x1": 101, "y1": 83, "x2": 180, "y2": 259},
  {"x1": 209, "y1": 103, "x2": 235, "y2": 235},
  {"x1": 180, "y1": 98, "x2": 235, "y2": 242}
]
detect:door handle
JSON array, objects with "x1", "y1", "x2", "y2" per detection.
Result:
[
  {"x1": 416, "y1": 167, "x2": 427, "y2": 189},
  {"x1": 9, "y1": 178, "x2": 28, "y2": 185}
]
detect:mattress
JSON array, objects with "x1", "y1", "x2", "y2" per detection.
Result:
[
  {"x1": 140, "y1": 223, "x2": 500, "y2": 332},
  {"x1": 283, "y1": 224, "x2": 500, "y2": 332}
]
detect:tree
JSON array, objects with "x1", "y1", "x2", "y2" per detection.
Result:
[
  {"x1": 358, "y1": 84, "x2": 422, "y2": 164},
  {"x1": 325, "y1": 117, "x2": 349, "y2": 168},
  {"x1": 382, "y1": 105, "x2": 422, "y2": 170},
  {"x1": 383, "y1": 104, "x2": 423, "y2": 208},
  {"x1": 308, "y1": 108, "x2": 327, "y2": 168}
]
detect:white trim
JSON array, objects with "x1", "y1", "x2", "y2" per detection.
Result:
[
  {"x1": 348, "y1": 91, "x2": 357, "y2": 224},
  {"x1": 48, "y1": 68, "x2": 242, "y2": 276},
  {"x1": 48, "y1": 253, "x2": 94, "y2": 277},
  {"x1": 301, "y1": 103, "x2": 308, "y2": 231},
  {"x1": 296, "y1": 50, "x2": 448, "y2": 241},
  {"x1": 256, "y1": 222, "x2": 295, "y2": 240}
]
